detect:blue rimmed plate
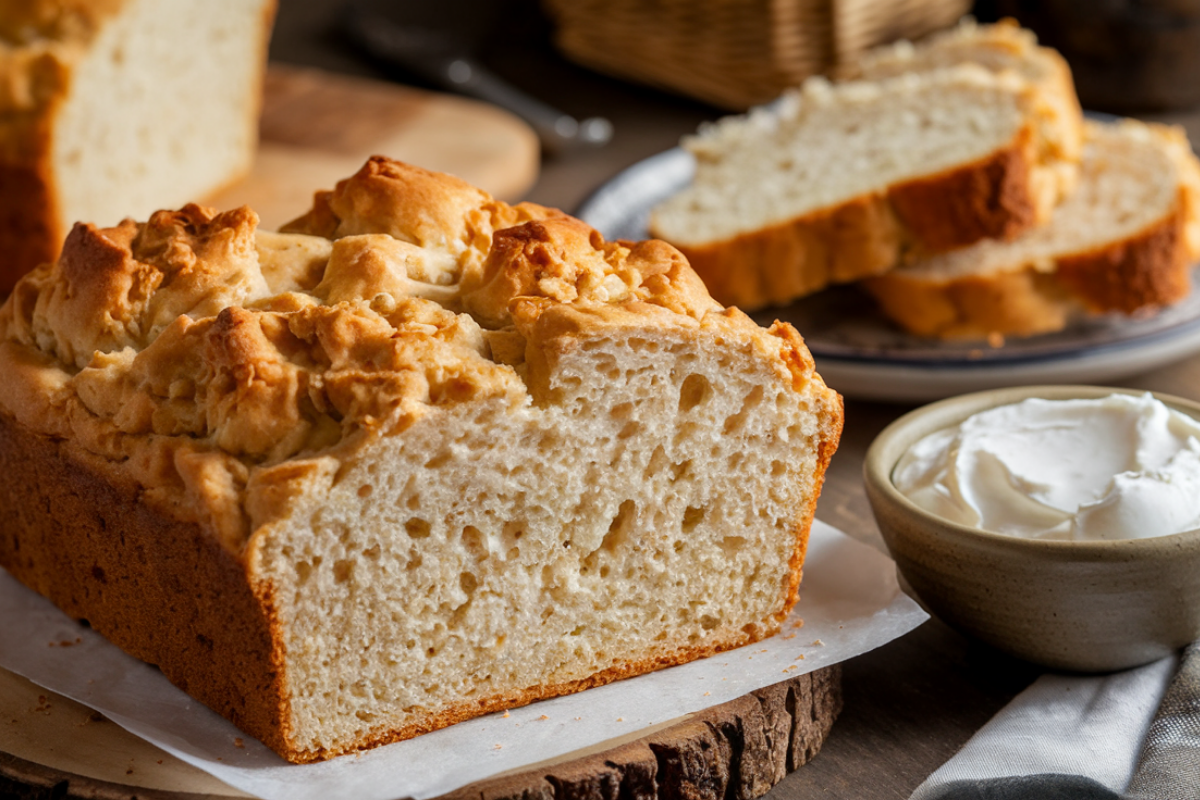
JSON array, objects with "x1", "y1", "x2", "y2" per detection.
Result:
[{"x1": 575, "y1": 147, "x2": 1200, "y2": 402}]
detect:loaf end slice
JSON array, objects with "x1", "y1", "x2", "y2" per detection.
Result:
[
  {"x1": 0, "y1": 0, "x2": 275, "y2": 293},
  {"x1": 864, "y1": 119, "x2": 1200, "y2": 339},
  {"x1": 0, "y1": 157, "x2": 843, "y2": 762}
]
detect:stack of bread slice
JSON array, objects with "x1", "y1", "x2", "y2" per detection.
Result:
[
  {"x1": 649, "y1": 19, "x2": 1200, "y2": 340},
  {"x1": 867, "y1": 120, "x2": 1200, "y2": 338}
]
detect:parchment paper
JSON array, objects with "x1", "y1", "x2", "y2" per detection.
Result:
[{"x1": 0, "y1": 520, "x2": 927, "y2": 800}]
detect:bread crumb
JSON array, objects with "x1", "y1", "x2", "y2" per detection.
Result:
[
  {"x1": 617, "y1": 717, "x2": 624, "y2": 722},
  {"x1": 811, "y1": 639, "x2": 824, "y2": 646},
  {"x1": 494, "y1": 744, "x2": 502, "y2": 750},
  {"x1": 795, "y1": 654, "x2": 805, "y2": 660},
  {"x1": 126, "y1": 768, "x2": 134, "y2": 775},
  {"x1": 538, "y1": 715, "x2": 549, "y2": 721},
  {"x1": 157, "y1": 760, "x2": 163, "y2": 765},
  {"x1": 574, "y1": 716, "x2": 581, "y2": 721},
  {"x1": 502, "y1": 711, "x2": 510, "y2": 718},
  {"x1": 234, "y1": 737, "x2": 244, "y2": 748},
  {"x1": 782, "y1": 633, "x2": 796, "y2": 639},
  {"x1": 987, "y1": 332, "x2": 1005, "y2": 349},
  {"x1": 703, "y1": 691, "x2": 711, "y2": 696},
  {"x1": 791, "y1": 619, "x2": 805, "y2": 629}
]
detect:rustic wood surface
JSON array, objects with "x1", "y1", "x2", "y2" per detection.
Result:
[
  {"x1": 442, "y1": 668, "x2": 841, "y2": 800},
  {"x1": 0, "y1": 664, "x2": 840, "y2": 800}
]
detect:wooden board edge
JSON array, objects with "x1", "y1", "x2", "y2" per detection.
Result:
[{"x1": 437, "y1": 665, "x2": 843, "y2": 800}]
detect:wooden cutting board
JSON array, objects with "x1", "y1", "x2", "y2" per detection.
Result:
[
  {"x1": 0, "y1": 663, "x2": 840, "y2": 800},
  {"x1": 206, "y1": 64, "x2": 540, "y2": 229}
]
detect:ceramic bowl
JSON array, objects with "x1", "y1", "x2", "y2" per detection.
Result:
[{"x1": 864, "y1": 385, "x2": 1200, "y2": 673}]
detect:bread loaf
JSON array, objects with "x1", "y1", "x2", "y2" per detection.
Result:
[
  {"x1": 0, "y1": 157, "x2": 843, "y2": 763},
  {"x1": 864, "y1": 119, "x2": 1200, "y2": 339},
  {"x1": 0, "y1": 0, "x2": 275, "y2": 293}
]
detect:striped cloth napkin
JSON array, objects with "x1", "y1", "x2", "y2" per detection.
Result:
[{"x1": 911, "y1": 643, "x2": 1200, "y2": 800}]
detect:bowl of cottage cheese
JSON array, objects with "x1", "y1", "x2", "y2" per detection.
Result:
[{"x1": 864, "y1": 385, "x2": 1200, "y2": 672}]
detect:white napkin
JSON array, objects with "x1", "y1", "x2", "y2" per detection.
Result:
[
  {"x1": 0, "y1": 519, "x2": 926, "y2": 800},
  {"x1": 910, "y1": 654, "x2": 1180, "y2": 800}
]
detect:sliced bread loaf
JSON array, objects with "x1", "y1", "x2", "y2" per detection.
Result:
[
  {"x1": 648, "y1": 66, "x2": 1078, "y2": 311},
  {"x1": 846, "y1": 19, "x2": 1083, "y2": 207},
  {"x1": 0, "y1": 0, "x2": 275, "y2": 293},
  {"x1": 0, "y1": 157, "x2": 843, "y2": 762},
  {"x1": 864, "y1": 119, "x2": 1200, "y2": 339}
]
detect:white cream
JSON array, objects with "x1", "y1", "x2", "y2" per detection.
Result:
[{"x1": 893, "y1": 393, "x2": 1200, "y2": 541}]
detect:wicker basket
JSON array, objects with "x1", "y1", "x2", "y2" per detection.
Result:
[{"x1": 542, "y1": 0, "x2": 971, "y2": 109}]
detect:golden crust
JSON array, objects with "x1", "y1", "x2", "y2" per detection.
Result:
[
  {"x1": 864, "y1": 212, "x2": 1189, "y2": 340},
  {"x1": 0, "y1": 155, "x2": 843, "y2": 763},
  {"x1": 0, "y1": 413, "x2": 295, "y2": 758}
]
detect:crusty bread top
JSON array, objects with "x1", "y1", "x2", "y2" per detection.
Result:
[{"x1": 0, "y1": 156, "x2": 831, "y2": 551}]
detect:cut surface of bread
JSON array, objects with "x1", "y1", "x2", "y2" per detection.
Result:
[
  {"x1": 865, "y1": 119, "x2": 1200, "y2": 339},
  {"x1": 0, "y1": 0, "x2": 274, "y2": 293},
  {"x1": 847, "y1": 18, "x2": 1083, "y2": 208},
  {"x1": 648, "y1": 66, "x2": 1069, "y2": 311},
  {"x1": 0, "y1": 157, "x2": 843, "y2": 762}
]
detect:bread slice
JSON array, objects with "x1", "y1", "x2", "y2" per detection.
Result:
[
  {"x1": 0, "y1": 0, "x2": 275, "y2": 293},
  {"x1": 846, "y1": 18, "x2": 1083, "y2": 208},
  {"x1": 864, "y1": 119, "x2": 1200, "y2": 339},
  {"x1": 0, "y1": 157, "x2": 843, "y2": 762},
  {"x1": 648, "y1": 66, "x2": 1078, "y2": 311}
]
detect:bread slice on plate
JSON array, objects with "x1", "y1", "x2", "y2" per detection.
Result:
[
  {"x1": 0, "y1": 157, "x2": 843, "y2": 762},
  {"x1": 648, "y1": 65, "x2": 1079, "y2": 312},
  {"x1": 846, "y1": 18, "x2": 1083, "y2": 208},
  {"x1": 0, "y1": 0, "x2": 275, "y2": 293},
  {"x1": 864, "y1": 119, "x2": 1200, "y2": 339}
]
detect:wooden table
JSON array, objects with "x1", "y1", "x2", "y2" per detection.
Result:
[{"x1": 7, "y1": 1, "x2": 1200, "y2": 797}]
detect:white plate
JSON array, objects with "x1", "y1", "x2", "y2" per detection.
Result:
[{"x1": 575, "y1": 147, "x2": 1200, "y2": 403}]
